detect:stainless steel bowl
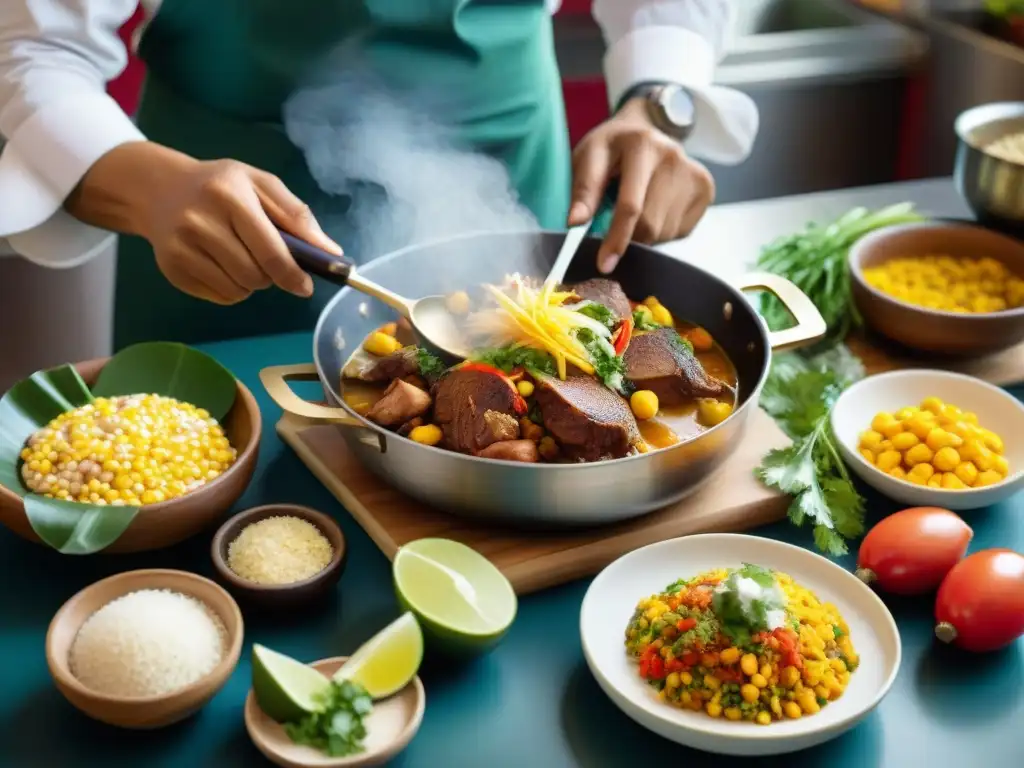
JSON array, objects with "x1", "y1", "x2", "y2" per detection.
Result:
[
  {"x1": 261, "y1": 231, "x2": 825, "y2": 528},
  {"x1": 954, "y1": 101, "x2": 1024, "y2": 236}
]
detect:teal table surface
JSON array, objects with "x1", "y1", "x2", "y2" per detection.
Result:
[{"x1": 1, "y1": 329, "x2": 1022, "y2": 768}]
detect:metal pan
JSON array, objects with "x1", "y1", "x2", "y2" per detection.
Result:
[{"x1": 261, "y1": 231, "x2": 824, "y2": 527}]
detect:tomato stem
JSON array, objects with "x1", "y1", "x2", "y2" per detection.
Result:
[
  {"x1": 854, "y1": 567, "x2": 876, "y2": 585},
  {"x1": 934, "y1": 621, "x2": 958, "y2": 644}
]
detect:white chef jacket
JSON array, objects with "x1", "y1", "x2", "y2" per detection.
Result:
[{"x1": 0, "y1": 0, "x2": 759, "y2": 268}]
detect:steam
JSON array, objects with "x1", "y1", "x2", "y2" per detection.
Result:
[{"x1": 282, "y1": 60, "x2": 540, "y2": 265}]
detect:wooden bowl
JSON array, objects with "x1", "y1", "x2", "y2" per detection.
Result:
[
  {"x1": 244, "y1": 656, "x2": 425, "y2": 767},
  {"x1": 0, "y1": 357, "x2": 261, "y2": 553},
  {"x1": 849, "y1": 221, "x2": 1024, "y2": 356},
  {"x1": 46, "y1": 568, "x2": 244, "y2": 729},
  {"x1": 211, "y1": 504, "x2": 346, "y2": 609}
]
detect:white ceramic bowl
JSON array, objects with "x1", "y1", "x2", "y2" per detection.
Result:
[
  {"x1": 579, "y1": 534, "x2": 901, "y2": 756},
  {"x1": 831, "y1": 370, "x2": 1024, "y2": 510}
]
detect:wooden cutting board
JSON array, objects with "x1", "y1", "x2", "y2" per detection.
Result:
[{"x1": 275, "y1": 336, "x2": 1023, "y2": 595}]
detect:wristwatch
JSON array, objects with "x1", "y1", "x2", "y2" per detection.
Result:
[{"x1": 619, "y1": 83, "x2": 697, "y2": 142}]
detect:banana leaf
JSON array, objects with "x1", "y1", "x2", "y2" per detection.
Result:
[{"x1": 0, "y1": 342, "x2": 238, "y2": 554}]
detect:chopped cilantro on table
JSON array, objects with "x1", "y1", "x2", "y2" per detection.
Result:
[
  {"x1": 284, "y1": 680, "x2": 373, "y2": 758},
  {"x1": 756, "y1": 346, "x2": 867, "y2": 556}
]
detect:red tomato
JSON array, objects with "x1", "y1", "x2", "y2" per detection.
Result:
[
  {"x1": 856, "y1": 507, "x2": 972, "y2": 595},
  {"x1": 934, "y1": 549, "x2": 1024, "y2": 652}
]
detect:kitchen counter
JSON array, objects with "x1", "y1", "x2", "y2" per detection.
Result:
[{"x1": 0, "y1": 178, "x2": 1020, "y2": 768}]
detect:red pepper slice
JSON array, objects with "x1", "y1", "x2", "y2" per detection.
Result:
[
  {"x1": 681, "y1": 651, "x2": 700, "y2": 667},
  {"x1": 665, "y1": 658, "x2": 684, "y2": 673},
  {"x1": 648, "y1": 656, "x2": 666, "y2": 679},
  {"x1": 676, "y1": 617, "x2": 697, "y2": 632},
  {"x1": 613, "y1": 316, "x2": 633, "y2": 356},
  {"x1": 459, "y1": 362, "x2": 528, "y2": 414}
]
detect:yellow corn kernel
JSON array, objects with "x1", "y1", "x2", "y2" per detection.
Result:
[
  {"x1": 888, "y1": 467, "x2": 907, "y2": 480},
  {"x1": 797, "y1": 690, "x2": 820, "y2": 714},
  {"x1": 630, "y1": 390, "x2": 660, "y2": 421},
  {"x1": 362, "y1": 331, "x2": 402, "y2": 357},
  {"x1": 954, "y1": 461, "x2": 979, "y2": 486},
  {"x1": 904, "y1": 443, "x2": 934, "y2": 467},
  {"x1": 960, "y1": 411, "x2": 979, "y2": 424},
  {"x1": 680, "y1": 671, "x2": 693, "y2": 685},
  {"x1": 980, "y1": 429, "x2": 1005, "y2": 454},
  {"x1": 740, "y1": 654, "x2": 758, "y2": 676},
  {"x1": 719, "y1": 647, "x2": 740, "y2": 665},
  {"x1": 783, "y1": 701, "x2": 802, "y2": 719},
  {"x1": 666, "y1": 672, "x2": 681, "y2": 689},
  {"x1": 926, "y1": 428, "x2": 962, "y2": 452},
  {"x1": 895, "y1": 406, "x2": 919, "y2": 421},
  {"x1": 859, "y1": 430, "x2": 884, "y2": 451},
  {"x1": 920, "y1": 396, "x2": 944, "y2": 414},
  {"x1": 751, "y1": 673, "x2": 768, "y2": 689},
  {"x1": 972, "y1": 445, "x2": 997, "y2": 472},
  {"x1": 941, "y1": 472, "x2": 966, "y2": 490},
  {"x1": 724, "y1": 707, "x2": 742, "y2": 721},
  {"x1": 814, "y1": 684, "x2": 831, "y2": 700},
  {"x1": 975, "y1": 469, "x2": 1004, "y2": 487},
  {"x1": 992, "y1": 454, "x2": 1010, "y2": 477},
  {"x1": 927, "y1": 475, "x2": 942, "y2": 488},
  {"x1": 780, "y1": 666, "x2": 801, "y2": 688},
  {"x1": 829, "y1": 658, "x2": 847, "y2": 674},
  {"x1": 650, "y1": 303, "x2": 674, "y2": 326},
  {"x1": 698, "y1": 399, "x2": 733, "y2": 427},
  {"x1": 703, "y1": 674, "x2": 721, "y2": 690},
  {"x1": 878, "y1": 439, "x2": 895, "y2": 453},
  {"x1": 755, "y1": 711, "x2": 772, "y2": 725},
  {"x1": 891, "y1": 432, "x2": 920, "y2": 451},
  {"x1": 770, "y1": 695, "x2": 783, "y2": 717},
  {"x1": 933, "y1": 446, "x2": 961, "y2": 472},
  {"x1": 705, "y1": 701, "x2": 723, "y2": 717},
  {"x1": 938, "y1": 404, "x2": 963, "y2": 424},
  {"x1": 516, "y1": 380, "x2": 535, "y2": 398},
  {"x1": 905, "y1": 414, "x2": 937, "y2": 440},
  {"x1": 741, "y1": 684, "x2": 760, "y2": 703},
  {"x1": 760, "y1": 663, "x2": 773, "y2": 679},
  {"x1": 870, "y1": 412, "x2": 897, "y2": 433},
  {"x1": 907, "y1": 463, "x2": 935, "y2": 485},
  {"x1": 408, "y1": 424, "x2": 443, "y2": 446},
  {"x1": 876, "y1": 450, "x2": 902, "y2": 472}
]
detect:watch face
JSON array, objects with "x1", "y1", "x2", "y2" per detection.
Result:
[{"x1": 662, "y1": 87, "x2": 696, "y2": 129}]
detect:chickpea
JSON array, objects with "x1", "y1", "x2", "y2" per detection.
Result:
[
  {"x1": 650, "y1": 304, "x2": 674, "y2": 327},
  {"x1": 445, "y1": 290, "x2": 471, "y2": 315},
  {"x1": 516, "y1": 380, "x2": 535, "y2": 398},
  {"x1": 783, "y1": 701, "x2": 802, "y2": 719},
  {"x1": 630, "y1": 390, "x2": 659, "y2": 421},
  {"x1": 698, "y1": 399, "x2": 733, "y2": 427},
  {"x1": 408, "y1": 424, "x2": 443, "y2": 446}
]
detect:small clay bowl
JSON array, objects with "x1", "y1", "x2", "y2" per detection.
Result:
[
  {"x1": 46, "y1": 568, "x2": 244, "y2": 729},
  {"x1": 848, "y1": 221, "x2": 1024, "y2": 356},
  {"x1": 0, "y1": 357, "x2": 262, "y2": 553},
  {"x1": 211, "y1": 504, "x2": 346, "y2": 609},
  {"x1": 244, "y1": 656, "x2": 425, "y2": 768}
]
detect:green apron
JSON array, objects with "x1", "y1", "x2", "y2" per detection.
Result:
[{"x1": 115, "y1": 0, "x2": 570, "y2": 348}]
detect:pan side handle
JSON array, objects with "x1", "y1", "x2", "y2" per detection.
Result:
[
  {"x1": 259, "y1": 364, "x2": 365, "y2": 425},
  {"x1": 736, "y1": 272, "x2": 827, "y2": 352}
]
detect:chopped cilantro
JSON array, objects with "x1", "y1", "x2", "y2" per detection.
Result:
[
  {"x1": 633, "y1": 308, "x2": 661, "y2": 331},
  {"x1": 667, "y1": 329, "x2": 694, "y2": 356},
  {"x1": 711, "y1": 565, "x2": 786, "y2": 647},
  {"x1": 577, "y1": 302, "x2": 617, "y2": 329},
  {"x1": 416, "y1": 348, "x2": 448, "y2": 381},
  {"x1": 833, "y1": 625, "x2": 844, "y2": 639},
  {"x1": 284, "y1": 680, "x2": 373, "y2": 758},
  {"x1": 475, "y1": 345, "x2": 557, "y2": 376},
  {"x1": 574, "y1": 328, "x2": 630, "y2": 394}
]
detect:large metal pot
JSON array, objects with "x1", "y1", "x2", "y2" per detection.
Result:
[{"x1": 261, "y1": 232, "x2": 824, "y2": 527}]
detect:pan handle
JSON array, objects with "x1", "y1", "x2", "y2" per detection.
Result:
[
  {"x1": 736, "y1": 272, "x2": 827, "y2": 352},
  {"x1": 259, "y1": 364, "x2": 365, "y2": 426}
]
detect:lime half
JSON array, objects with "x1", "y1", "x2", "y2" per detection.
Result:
[
  {"x1": 333, "y1": 612, "x2": 424, "y2": 699},
  {"x1": 393, "y1": 538, "x2": 517, "y2": 654},
  {"x1": 251, "y1": 644, "x2": 331, "y2": 723}
]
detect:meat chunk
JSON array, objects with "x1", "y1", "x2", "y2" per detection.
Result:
[
  {"x1": 433, "y1": 369, "x2": 523, "y2": 454},
  {"x1": 365, "y1": 379, "x2": 432, "y2": 427},
  {"x1": 342, "y1": 347, "x2": 419, "y2": 383},
  {"x1": 534, "y1": 373, "x2": 642, "y2": 461},
  {"x1": 568, "y1": 278, "x2": 633, "y2": 321},
  {"x1": 477, "y1": 439, "x2": 540, "y2": 463},
  {"x1": 623, "y1": 327, "x2": 728, "y2": 406}
]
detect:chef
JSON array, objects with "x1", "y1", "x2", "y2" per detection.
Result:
[{"x1": 0, "y1": 1, "x2": 757, "y2": 348}]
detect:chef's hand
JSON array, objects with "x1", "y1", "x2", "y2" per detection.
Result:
[
  {"x1": 568, "y1": 97, "x2": 715, "y2": 274},
  {"x1": 68, "y1": 142, "x2": 342, "y2": 304}
]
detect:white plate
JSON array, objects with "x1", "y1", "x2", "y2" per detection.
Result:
[
  {"x1": 579, "y1": 534, "x2": 901, "y2": 756},
  {"x1": 831, "y1": 369, "x2": 1024, "y2": 510}
]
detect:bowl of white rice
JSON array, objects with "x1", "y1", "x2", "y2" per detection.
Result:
[
  {"x1": 955, "y1": 101, "x2": 1024, "y2": 236},
  {"x1": 46, "y1": 568, "x2": 244, "y2": 729}
]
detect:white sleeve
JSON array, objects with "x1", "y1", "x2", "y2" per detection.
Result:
[
  {"x1": 592, "y1": 0, "x2": 759, "y2": 165},
  {"x1": 0, "y1": 0, "x2": 146, "y2": 268}
]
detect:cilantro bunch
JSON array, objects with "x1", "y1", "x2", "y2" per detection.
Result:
[{"x1": 284, "y1": 680, "x2": 373, "y2": 758}]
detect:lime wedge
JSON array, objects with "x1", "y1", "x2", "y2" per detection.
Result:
[
  {"x1": 392, "y1": 538, "x2": 517, "y2": 654},
  {"x1": 251, "y1": 644, "x2": 330, "y2": 723},
  {"x1": 332, "y1": 612, "x2": 424, "y2": 699}
]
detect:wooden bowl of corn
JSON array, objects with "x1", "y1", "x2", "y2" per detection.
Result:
[
  {"x1": 848, "y1": 221, "x2": 1024, "y2": 355},
  {"x1": 0, "y1": 358, "x2": 261, "y2": 553}
]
